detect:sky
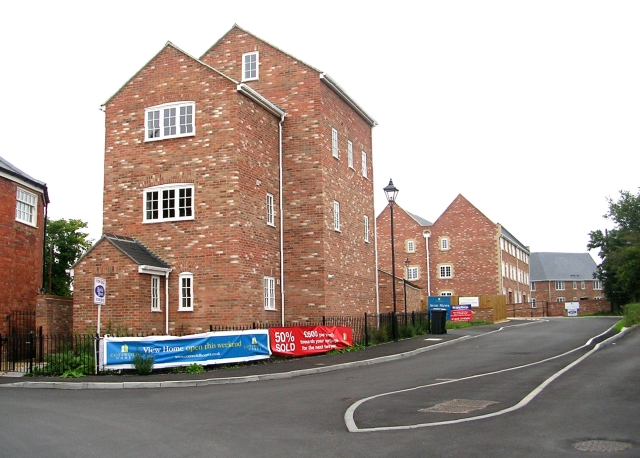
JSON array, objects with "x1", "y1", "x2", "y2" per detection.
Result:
[{"x1": 2, "y1": 1, "x2": 638, "y2": 263}]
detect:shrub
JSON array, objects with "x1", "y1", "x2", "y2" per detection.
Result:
[
  {"x1": 623, "y1": 303, "x2": 640, "y2": 327},
  {"x1": 132, "y1": 352, "x2": 154, "y2": 375},
  {"x1": 31, "y1": 340, "x2": 95, "y2": 377},
  {"x1": 186, "y1": 363, "x2": 205, "y2": 374}
]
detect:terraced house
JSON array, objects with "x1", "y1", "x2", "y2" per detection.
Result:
[
  {"x1": 72, "y1": 25, "x2": 378, "y2": 334},
  {"x1": 0, "y1": 156, "x2": 49, "y2": 334},
  {"x1": 376, "y1": 194, "x2": 530, "y2": 304}
]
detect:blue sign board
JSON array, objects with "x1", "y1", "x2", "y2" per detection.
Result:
[
  {"x1": 428, "y1": 296, "x2": 452, "y2": 320},
  {"x1": 101, "y1": 330, "x2": 271, "y2": 370}
]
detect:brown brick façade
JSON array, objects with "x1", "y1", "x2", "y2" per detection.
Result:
[{"x1": 72, "y1": 25, "x2": 378, "y2": 334}]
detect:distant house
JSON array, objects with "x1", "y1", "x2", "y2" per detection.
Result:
[
  {"x1": 376, "y1": 194, "x2": 530, "y2": 305},
  {"x1": 0, "y1": 156, "x2": 49, "y2": 334},
  {"x1": 72, "y1": 25, "x2": 378, "y2": 335},
  {"x1": 529, "y1": 252, "x2": 604, "y2": 304}
]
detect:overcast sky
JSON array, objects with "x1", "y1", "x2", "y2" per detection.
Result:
[{"x1": 2, "y1": 1, "x2": 638, "y2": 262}]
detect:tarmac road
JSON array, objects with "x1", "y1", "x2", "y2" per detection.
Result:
[{"x1": 0, "y1": 317, "x2": 637, "y2": 458}]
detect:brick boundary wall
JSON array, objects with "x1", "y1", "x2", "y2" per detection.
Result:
[
  {"x1": 378, "y1": 270, "x2": 422, "y2": 315},
  {"x1": 508, "y1": 300, "x2": 612, "y2": 318},
  {"x1": 36, "y1": 295, "x2": 73, "y2": 335}
]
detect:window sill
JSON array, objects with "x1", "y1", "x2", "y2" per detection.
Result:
[
  {"x1": 144, "y1": 217, "x2": 195, "y2": 224},
  {"x1": 151, "y1": 309, "x2": 162, "y2": 313},
  {"x1": 178, "y1": 308, "x2": 193, "y2": 312},
  {"x1": 144, "y1": 132, "x2": 196, "y2": 143}
]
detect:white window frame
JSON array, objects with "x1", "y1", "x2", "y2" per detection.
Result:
[
  {"x1": 406, "y1": 266, "x2": 419, "y2": 281},
  {"x1": 440, "y1": 237, "x2": 449, "y2": 250},
  {"x1": 531, "y1": 298, "x2": 537, "y2": 308},
  {"x1": 179, "y1": 272, "x2": 193, "y2": 311},
  {"x1": 406, "y1": 240, "x2": 415, "y2": 253},
  {"x1": 332, "y1": 128, "x2": 339, "y2": 158},
  {"x1": 264, "y1": 276, "x2": 276, "y2": 310},
  {"x1": 361, "y1": 151, "x2": 367, "y2": 177},
  {"x1": 439, "y1": 265, "x2": 453, "y2": 278},
  {"x1": 555, "y1": 281, "x2": 565, "y2": 291},
  {"x1": 593, "y1": 280, "x2": 602, "y2": 290},
  {"x1": 15, "y1": 187, "x2": 37, "y2": 226},
  {"x1": 333, "y1": 201, "x2": 341, "y2": 232},
  {"x1": 242, "y1": 51, "x2": 259, "y2": 82},
  {"x1": 364, "y1": 215, "x2": 369, "y2": 243},
  {"x1": 347, "y1": 141, "x2": 354, "y2": 168},
  {"x1": 144, "y1": 183, "x2": 194, "y2": 223},
  {"x1": 145, "y1": 102, "x2": 195, "y2": 141},
  {"x1": 531, "y1": 282, "x2": 536, "y2": 291},
  {"x1": 151, "y1": 276, "x2": 161, "y2": 311},
  {"x1": 266, "y1": 193, "x2": 275, "y2": 227},
  {"x1": 440, "y1": 291, "x2": 453, "y2": 296},
  {"x1": 581, "y1": 281, "x2": 585, "y2": 289},
  {"x1": 573, "y1": 281, "x2": 577, "y2": 290},
  {"x1": 557, "y1": 297, "x2": 565, "y2": 303}
]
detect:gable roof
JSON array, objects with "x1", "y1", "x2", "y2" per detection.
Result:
[
  {"x1": 73, "y1": 233, "x2": 170, "y2": 271},
  {"x1": 500, "y1": 226, "x2": 529, "y2": 254},
  {"x1": 202, "y1": 24, "x2": 377, "y2": 127},
  {"x1": 406, "y1": 211, "x2": 433, "y2": 227},
  {"x1": 530, "y1": 252, "x2": 597, "y2": 282},
  {"x1": 0, "y1": 155, "x2": 49, "y2": 203}
]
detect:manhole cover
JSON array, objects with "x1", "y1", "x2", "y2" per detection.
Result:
[
  {"x1": 573, "y1": 440, "x2": 632, "y2": 452},
  {"x1": 419, "y1": 399, "x2": 498, "y2": 414}
]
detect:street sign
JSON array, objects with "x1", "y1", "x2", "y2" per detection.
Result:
[
  {"x1": 94, "y1": 277, "x2": 106, "y2": 305},
  {"x1": 450, "y1": 304, "x2": 473, "y2": 322}
]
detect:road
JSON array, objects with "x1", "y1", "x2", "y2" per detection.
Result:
[{"x1": 0, "y1": 317, "x2": 637, "y2": 458}]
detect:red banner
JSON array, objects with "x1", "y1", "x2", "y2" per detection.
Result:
[
  {"x1": 270, "y1": 326, "x2": 353, "y2": 356},
  {"x1": 450, "y1": 310, "x2": 473, "y2": 322}
]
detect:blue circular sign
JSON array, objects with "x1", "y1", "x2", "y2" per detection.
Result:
[{"x1": 95, "y1": 285, "x2": 105, "y2": 298}]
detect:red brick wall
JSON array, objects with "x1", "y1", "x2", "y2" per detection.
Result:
[
  {"x1": 73, "y1": 240, "x2": 169, "y2": 334},
  {"x1": 36, "y1": 295, "x2": 73, "y2": 335},
  {"x1": 531, "y1": 280, "x2": 606, "y2": 303},
  {"x1": 377, "y1": 270, "x2": 422, "y2": 314},
  {"x1": 201, "y1": 27, "x2": 377, "y2": 319},
  {"x1": 0, "y1": 176, "x2": 45, "y2": 334}
]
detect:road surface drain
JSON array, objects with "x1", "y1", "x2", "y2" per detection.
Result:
[
  {"x1": 419, "y1": 399, "x2": 498, "y2": 414},
  {"x1": 573, "y1": 440, "x2": 632, "y2": 452}
]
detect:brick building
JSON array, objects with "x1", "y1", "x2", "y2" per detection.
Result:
[
  {"x1": 529, "y1": 252, "x2": 604, "y2": 304},
  {"x1": 72, "y1": 25, "x2": 378, "y2": 334},
  {"x1": 376, "y1": 194, "x2": 530, "y2": 304},
  {"x1": 0, "y1": 156, "x2": 49, "y2": 334}
]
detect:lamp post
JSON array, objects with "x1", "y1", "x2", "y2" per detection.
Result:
[
  {"x1": 404, "y1": 257, "x2": 410, "y2": 326},
  {"x1": 384, "y1": 179, "x2": 399, "y2": 341}
]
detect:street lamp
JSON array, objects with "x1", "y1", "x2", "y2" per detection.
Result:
[
  {"x1": 384, "y1": 179, "x2": 399, "y2": 341},
  {"x1": 404, "y1": 257, "x2": 410, "y2": 325}
]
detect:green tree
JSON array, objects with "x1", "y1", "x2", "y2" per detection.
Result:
[
  {"x1": 588, "y1": 189, "x2": 640, "y2": 308},
  {"x1": 45, "y1": 219, "x2": 93, "y2": 296}
]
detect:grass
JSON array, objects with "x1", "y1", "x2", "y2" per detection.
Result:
[
  {"x1": 446, "y1": 320, "x2": 493, "y2": 330},
  {"x1": 622, "y1": 302, "x2": 640, "y2": 327}
]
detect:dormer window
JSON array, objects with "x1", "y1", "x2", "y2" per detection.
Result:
[
  {"x1": 242, "y1": 51, "x2": 259, "y2": 81},
  {"x1": 145, "y1": 102, "x2": 195, "y2": 141}
]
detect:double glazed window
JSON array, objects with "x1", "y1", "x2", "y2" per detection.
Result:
[
  {"x1": 439, "y1": 265, "x2": 452, "y2": 278},
  {"x1": 144, "y1": 184, "x2": 194, "y2": 223},
  {"x1": 179, "y1": 272, "x2": 193, "y2": 311},
  {"x1": 406, "y1": 266, "x2": 419, "y2": 281},
  {"x1": 16, "y1": 188, "x2": 37, "y2": 226},
  {"x1": 242, "y1": 52, "x2": 259, "y2": 81},
  {"x1": 145, "y1": 102, "x2": 195, "y2": 141},
  {"x1": 264, "y1": 276, "x2": 275, "y2": 310}
]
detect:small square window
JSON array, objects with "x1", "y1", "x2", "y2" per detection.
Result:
[
  {"x1": 242, "y1": 51, "x2": 259, "y2": 81},
  {"x1": 439, "y1": 265, "x2": 452, "y2": 278},
  {"x1": 406, "y1": 266, "x2": 419, "y2": 281}
]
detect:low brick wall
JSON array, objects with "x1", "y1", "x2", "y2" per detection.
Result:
[
  {"x1": 378, "y1": 270, "x2": 422, "y2": 315},
  {"x1": 36, "y1": 295, "x2": 73, "y2": 334},
  {"x1": 508, "y1": 300, "x2": 611, "y2": 318}
]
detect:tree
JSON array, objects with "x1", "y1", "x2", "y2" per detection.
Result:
[
  {"x1": 45, "y1": 219, "x2": 93, "y2": 296},
  {"x1": 588, "y1": 189, "x2": 640, "y2": 308}
]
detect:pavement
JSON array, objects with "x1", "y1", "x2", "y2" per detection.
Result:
[{"x1": 0, "y1": 319, "x2": 627, "y2": 390}]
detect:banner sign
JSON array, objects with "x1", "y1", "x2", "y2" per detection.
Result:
[
  {"x1": 565, "y1": 302, "x2": 580, "y2": 317},
  {"x1": 101, "y1": 330, "x2": 270, "y2": 370},
  {"x1": 269, "y1": 326, "x2": 353, "y2": 356},
  {"x1": 428, "y1": 296, "x2": 452, "y2": 320},
  {"x1": 459, "y1": 296, "x2": 479, "y2": 308},
  {"x1": 450, "y1": 304, "x2": 473, "y2": 322}
]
